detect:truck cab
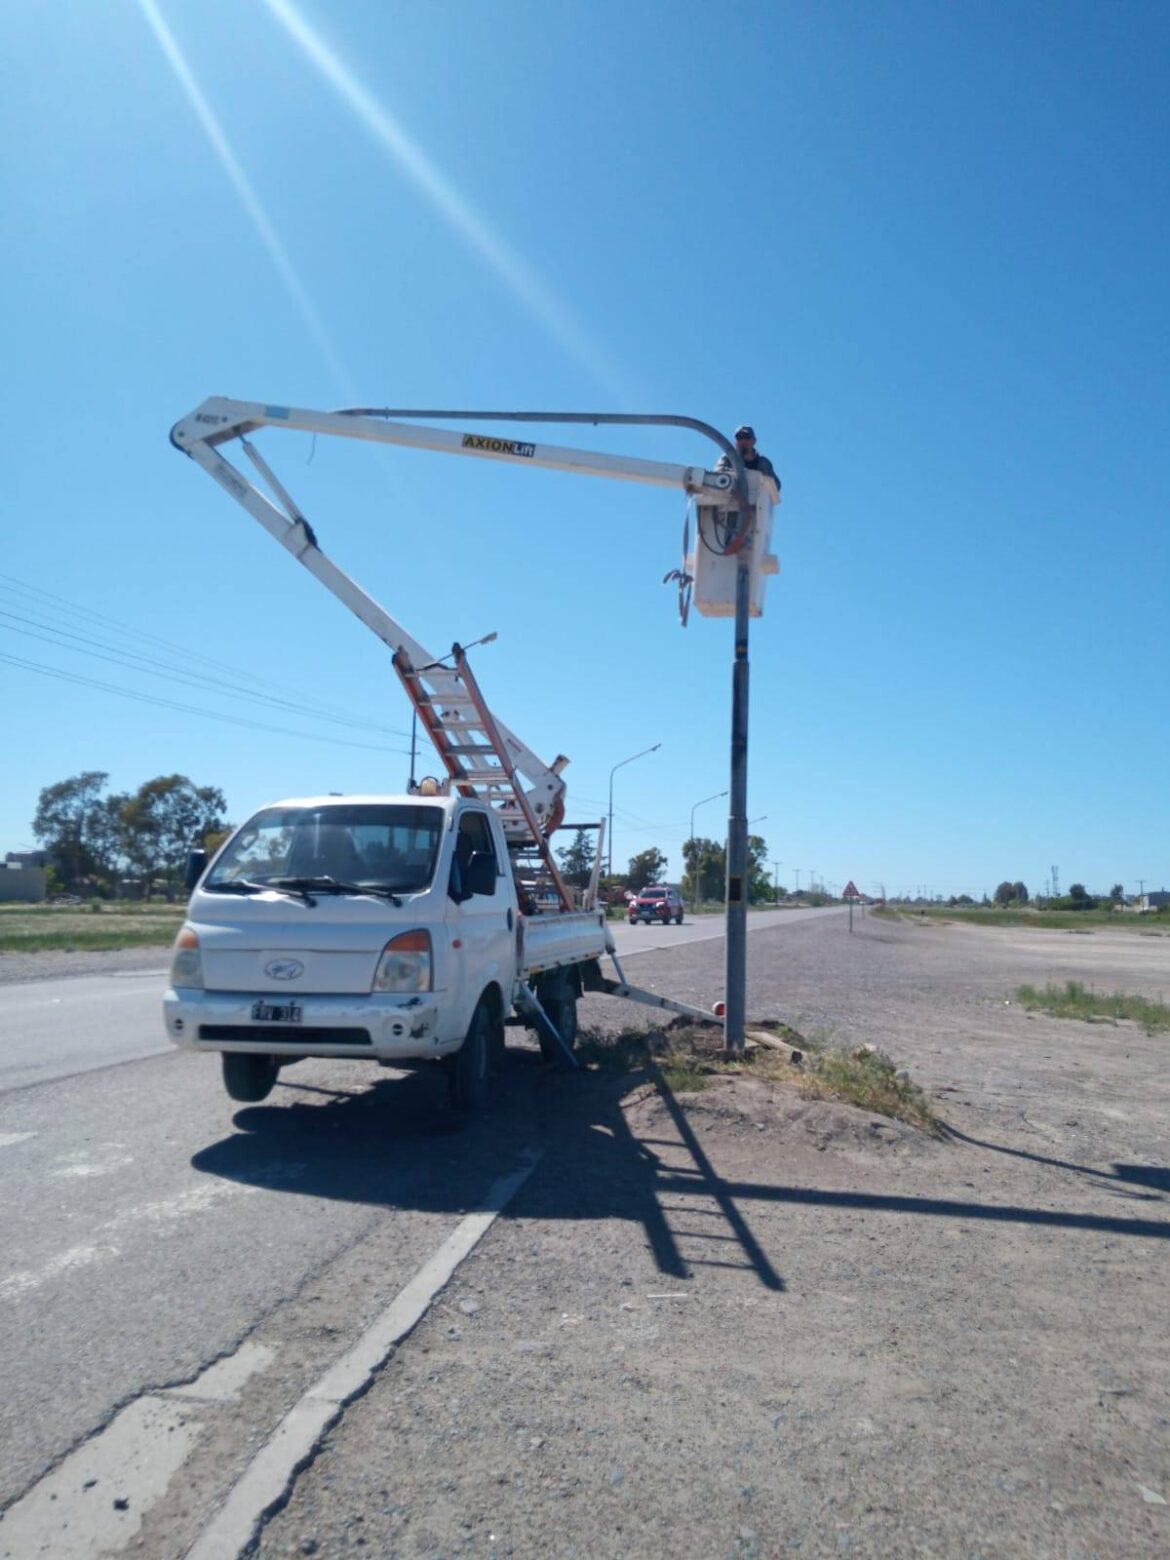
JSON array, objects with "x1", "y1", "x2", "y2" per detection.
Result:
[
  {"x1": 164, "y1": 794, "x2": 517, "y2": 1098},
  {"x1": 165, "y1": 793, "x2": 610, "y2": 1110}
]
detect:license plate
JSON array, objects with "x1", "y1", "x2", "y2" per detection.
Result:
[{"x1": 251, "y1": 1000, "x2": 302, "y2": 1024}]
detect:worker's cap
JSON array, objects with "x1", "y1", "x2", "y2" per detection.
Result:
[{"x1": 734, "y1": 425, "x2": 756, "y2": 440}]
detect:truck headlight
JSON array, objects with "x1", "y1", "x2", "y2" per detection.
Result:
[
  {"x1": 170, "y1": 927, "x2": 204, "y2": 990},
  {"x1": 373, "y1": 930, "x2": 432, "y2": 993}
]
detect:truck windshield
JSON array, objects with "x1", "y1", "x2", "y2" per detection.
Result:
[{"x1": 205, "y1": 804, "x2": 444, "y2": 896}]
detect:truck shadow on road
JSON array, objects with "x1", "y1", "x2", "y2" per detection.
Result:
[
  {"x1": 190, "y1": 1052, "x2": 786, "y2": 1290},
  {"x1": 191, "y1": 1050, "x2": 1170, "y2": 1303}
]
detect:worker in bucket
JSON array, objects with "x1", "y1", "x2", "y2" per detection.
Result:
[{"x1": 717, "y1": 425, "x2": 779, "y2": 488}]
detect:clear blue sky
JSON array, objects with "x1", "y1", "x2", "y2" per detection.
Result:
[{"x1": 2, "y1": 0, "x2": 1167, "y2": 900}]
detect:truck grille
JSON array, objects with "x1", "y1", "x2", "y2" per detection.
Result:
[{"x1": 198, "y1": 1026, "x2": 373, "y2": 1046}]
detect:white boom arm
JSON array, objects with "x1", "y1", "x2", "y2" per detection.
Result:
[{"x1": 170, "y1": 397, "x2": 739, "y2": 823}]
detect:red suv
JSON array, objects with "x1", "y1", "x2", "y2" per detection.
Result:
[{"x1": 628, "y1": 886, "x2": 684, "y2": 926}]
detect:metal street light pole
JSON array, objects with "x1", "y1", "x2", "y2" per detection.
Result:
[
  {"x1": 606, "y1": 743, "x2": 660, "y2": 877},
  {"x1": 689, "y1": 789, "x2": 728, "y2": 912},
  {"x1": 725, "y1": 816, "x2": 767, "y2": 906},
  {"x1": 723, "y1": 552, "x2": 753, "y2": 1055}
]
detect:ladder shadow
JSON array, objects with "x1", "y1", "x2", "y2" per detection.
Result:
[{"x1": 189, "y1": 1050, "x2": 787, "y2": 1292}]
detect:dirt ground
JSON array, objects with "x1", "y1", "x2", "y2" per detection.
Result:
[{"x1": 240, "y1": 912, "x2": 1170, "y2": 1558}]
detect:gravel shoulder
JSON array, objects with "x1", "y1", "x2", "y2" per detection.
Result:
[
  {"x1": 0, "y1": 945, "x2": 170, "y2": 986},
  {"x1": 243, "y1": 913, "x2": 1170, "y2": 1558}
]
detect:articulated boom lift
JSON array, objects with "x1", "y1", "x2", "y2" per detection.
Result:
[{"x1": 170, "y1": 398, "x2": 755, "y2": 912}]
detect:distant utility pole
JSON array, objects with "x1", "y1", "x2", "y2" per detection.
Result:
[
  {"x1": 1051, "y1": 865, "x2": 1060, "y2": 898},
  {"x1": 1137, "y1": 879, "x2": 1146, "y2": 903},
  {"x1": 794, "y1": 867, "x2": 802, "y2": 893}
]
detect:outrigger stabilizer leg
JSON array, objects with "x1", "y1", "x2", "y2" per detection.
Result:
[
  {"x1": 584, "y1": 948, "x2": 724, "y2": 1028},
  {"x1": 513, "y1": 986, "x2": 581, "y2": 1071}
]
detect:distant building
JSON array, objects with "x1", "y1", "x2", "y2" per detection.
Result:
[
  {"x1": 1140, "y1": 890, "x2": 1170, "y2": 911},
  {"x1": 5, "y1": 850, "x2": 48, "y2": 869},
  {"x1": 0, "y1": 867, "x2": 47, "y2": 903}
]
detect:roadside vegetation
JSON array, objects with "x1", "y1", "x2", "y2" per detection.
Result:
[
  {"x1": 875, "y1": 904, "x2": 1169, "y2": 934},
  {"x1": 1014, "y1": 980, "x2": 1170, "y2": 1034},
  {"x1": 578, "y1": 1020, "x2": 941, "y2": 1134},
  {"x1": 0, "y1": 903, "x2": 183, "y2": 954}
]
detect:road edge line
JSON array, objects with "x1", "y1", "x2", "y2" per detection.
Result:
[{"x1": 185, "y1": 1148, "x2": 542, "y2": 1560}]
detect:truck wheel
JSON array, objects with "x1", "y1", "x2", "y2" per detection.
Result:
[
  {"x1": 675, "y1": 912, "x2": 684, "y2": 925},
  {"x1": 538, "y1": 984, "x2": 578, "y2": 1065},
  {"x1": 448, "y1": 1000, "x2": 491, "y2": 1111},
  {"x1": 222, "y1": 1052, "x2": 278, "y2": 1103}
]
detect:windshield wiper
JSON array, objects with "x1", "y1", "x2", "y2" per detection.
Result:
[
  {"x1": 270, "y1": 875, "x2": 402, "y2": 907},
  {"x1": 207, "y1": 878, "x2": 317, "y2": 904}
]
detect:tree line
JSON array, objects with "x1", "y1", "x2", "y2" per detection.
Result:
[
  {"x1": 973, "y1": 881, "x2": 1128, "y2": 910},
  {"x1": 557, "y1": 829, "x2": 782, "y2": 903},
  {"x1": 32, "y1": 770, "x2": 227, "y2": 898}
]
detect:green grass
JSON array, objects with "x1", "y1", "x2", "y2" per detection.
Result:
[
  {"x1": 799, "y1": 1045, "x2": 942, "y2": 1134},
  {"x1": 577, "y1": 1021, "x2": 940, "y2": 1131},
  {"x1": 1013, "y1": 980, "x2": 1170, "y2": 1033},
  {"x1": 0, "y1": 903, "x2": 183, "y2": 953},
  {"x1": 876, "y1": 905, "x2": 1169, "y2": 934}
]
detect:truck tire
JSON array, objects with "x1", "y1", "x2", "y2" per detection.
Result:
[
  {"x1": 448, "y1": 1000, "x2": 491, "y2": 1111},
  {"x1": 537, "y1": 980, "x2": 578, "y2": 1065},
  {"x1": 222, "y1": 1052, "x2": 278, "y2": 1103}
]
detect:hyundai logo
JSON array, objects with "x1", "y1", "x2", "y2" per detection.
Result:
[{"x1": 264, "y1": 958, "x2": 304, "y2": 981}]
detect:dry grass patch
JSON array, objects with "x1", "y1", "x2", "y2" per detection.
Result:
[
  {"x1": 798, "y1": 1044, "x2": 942, "y2": 1135},
  {"x1": 578, "y1": 1020, "x2": 941, "y2": 1134},
  {"x1": 0, "y1": 902, "x2": 184, "y2": 953},
  {"x1": 1014, "y1": 980, "x2": 1170, "y2": 1034}
]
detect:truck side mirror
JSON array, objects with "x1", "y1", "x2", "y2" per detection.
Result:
[
  {"x1": 465, "y1": 852, "x2": 497, "y2": 898},
  {"x1": 185, "y1": 849, "x2": 208, "y2": 892}
]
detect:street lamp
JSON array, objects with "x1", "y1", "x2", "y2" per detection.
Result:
[
  {"x1": 607, "y1": 743, "x2": 660, "y2": 877},
  {"x1": 771, "y1": 860, "x2": 783, "y2": 901},
  {"x1": 689, "y1": 789, "x2": 728, "y2": 911}
]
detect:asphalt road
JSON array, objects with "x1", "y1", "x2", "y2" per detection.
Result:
[
  {"x1": 0, "y1": 907, "x2": 840, "y2": 1091},
  {"x1": 0, "y1": 906, "x2": 843, "y2": 1545}
]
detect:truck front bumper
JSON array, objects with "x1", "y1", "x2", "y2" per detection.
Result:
[{"x1": 163, "y1": 987, "x2": 453, "y2": 1062}]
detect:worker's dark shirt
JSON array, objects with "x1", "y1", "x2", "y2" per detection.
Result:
[{"x1": 716, "y1": 450, "x2": 780, "y2": 489}]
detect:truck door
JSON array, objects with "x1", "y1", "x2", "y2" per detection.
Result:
[{"x1": 447, "y1": 809, "x2": 513, "y2": 1033}]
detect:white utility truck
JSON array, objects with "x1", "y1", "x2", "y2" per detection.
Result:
[
  {"x1": 164, "y1": 398, "x2": 777, "y2": 1106},
  {"x1": 164, "y1": 790, "x2": 613, "y2": 1108}
]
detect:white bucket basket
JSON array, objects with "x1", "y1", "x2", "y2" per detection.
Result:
[{"x1": 689, "y1": 469, "x2": 779, "y2": 619}]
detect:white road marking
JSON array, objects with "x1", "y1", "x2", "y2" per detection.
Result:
[
  {"x1": 0, "y1": 1244, "x2": 119, "y2": 1303},
  {"x1": 0, "y1": 1397, "x2": 201, "y2": 1559},
  {"x1": 52, "y1": 1147, "x2": 135, "y2": 1179},
  {"x1": 187, "y1": 1149, "x2": 542, "y2": 1560},
  {"x1": 0, "y1": 1153, "x2": 540, "y2": 1554},
  {"x1": 0, "y1": 1131, "x2": 35, "y2": 1150},
  {"x1": 0, "y1": 1180, "x2": 254, "y2": 1304},
  {"x1": 105, "y1": 1179, "x2": 252, "y2": 1228}
]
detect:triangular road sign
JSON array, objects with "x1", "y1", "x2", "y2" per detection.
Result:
[{"x1": 842, "y1": 880, "x2": 861, "y2": 899}]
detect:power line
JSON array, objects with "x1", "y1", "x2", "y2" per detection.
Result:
[
  {"x1": 0, "y1": 650, "x2": 412, "y2": 754},
  {"x1": 0, "y1": 605, "x2": 409, "y2": 739},
  {"x1": 0, "y1": 570, "x2": 410, "y2": 736}
]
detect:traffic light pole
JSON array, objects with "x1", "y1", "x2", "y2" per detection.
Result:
[{"x1": 723, "y1": 550, "x2": 751, "y2": 1055}]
